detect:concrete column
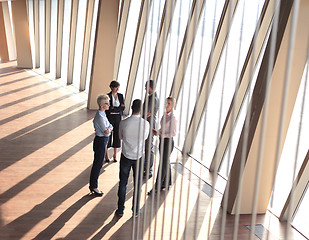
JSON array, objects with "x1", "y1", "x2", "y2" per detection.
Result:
[
  {"x1": 87, "y1": 0, "x2": 119, "y2": 110},
  {"x1": 11, "y1": 0, "x2": 32, "y2": 68},
  {"x1": 55, "y1": 0, "x2": 64, "y2": 78},
  {"x1": 0, "y1": 2, "x2": 16, "y2": 61},
  {"x1": 45, "y1": 0, "x2": 51, "y2": 73},
  {"x1": 0, "y1": 3, "x2": 9, "y2": 60}
]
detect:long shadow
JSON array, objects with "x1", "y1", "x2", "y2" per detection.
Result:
[
  {"x1": 0, "y1": 79, "x2": 46, "y2": 97},
  {"x1": 60, "y1": 183, "x2": 126, "y2": 240},
  {"x1": 0, "y1": 134, "x2": 94, "y2": 205},
  {"x1": 0, "y1": 97, "x2": 83, "y2": 129},
  {"x1": 0, "y1": 86, "x2": 62, "y2": 109},
  {"x1": 0, "y1": 66, "x2": 22, "y2": 75},
  {"x1": 0, "y1": 164, "x2": 109, "y2": 240},
  {"x1": 0, "y1": 72, "x2": 30, "y2": 86},
  {"x1": 0, "y1": 108, "x2": 94, "y2": 172},
  {"x1": 32, "y1": 194, "x2": 97, "y2": 240}
]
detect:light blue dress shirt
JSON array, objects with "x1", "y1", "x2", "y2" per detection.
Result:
[{"x1": 93, "y1": 110, "x2": 113, "y2": 137}]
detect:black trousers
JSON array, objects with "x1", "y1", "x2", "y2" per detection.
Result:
[
  {"x1": 89, "y1": 136, "x2": 109, "y2": 189},
  {"x1": 107, "y1": 114, "x2": 121, "y2": 148},
  {"x1": 154, "y1": 138, "x2": 174, "y2": 190},
  {"x1": 117, "y1": 154, "x2": 143, "y2": 215}
]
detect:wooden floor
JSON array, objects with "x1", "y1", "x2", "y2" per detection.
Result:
[{"x1": 0, "y1": 61, "x2": 307, "y2": 240}]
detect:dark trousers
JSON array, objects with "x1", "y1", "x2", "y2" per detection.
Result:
[
  {"x1": 89, "y1": 136, "x2": 109, "y2": 189},
  {"x1": 154, "y1": 138, "x2": 174, "y2": 190},
  {"x1": 107, "y1": 114, "x2": 121, "y2": 148},
  {"x1": 144, "y1": 132, "x2": 154, "y2": 175},
  {"x1": 117, "y1": 154, "x2": 143, "y2": 214}
]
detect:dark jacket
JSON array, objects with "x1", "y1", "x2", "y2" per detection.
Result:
[{"x1": 106, "y1": 92, "x2": 125, "y2": 116}]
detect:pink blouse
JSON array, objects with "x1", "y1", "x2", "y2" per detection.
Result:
[{"x1": 159, "y1": 111, "x2": 177, "y2": 138}]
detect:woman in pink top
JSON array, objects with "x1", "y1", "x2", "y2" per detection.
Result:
[{"x1": 148, "y1": 97, "x2": 177, "y2": 194}]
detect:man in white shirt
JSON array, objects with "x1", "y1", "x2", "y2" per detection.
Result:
[{"x1": 115, "y1": 99, "x2": 150, "y2": 217}]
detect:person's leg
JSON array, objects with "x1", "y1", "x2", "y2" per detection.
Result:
[
  {"x1": 112, "y1": 114, "x2": 121, "y2": 161},
  {"x1": 144, "y1": 133, "x2": 154, "y2": 177},
  {"x1": 132, "y1": 157, "x2": 143, "y2": 215},
  {"x1": 117, "y1": 154, "x2": 131, "y2": 214},
  {"x1": 89, "y1": 136, "x2": 107, "y2": 189},
  {"x1": 161, "y1": 138, "x2": 174, "y2": 189}
]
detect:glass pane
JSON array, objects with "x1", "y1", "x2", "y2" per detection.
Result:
[
  {"x1": 117, "y1": 0, "x2": 142, "y2": 90},
  {"x1": 132, "y1": 0, "x2": 166, "y2": 102},
  {"x1": 175, "y1": 0, "x2": 225, "y2": 148},
  {"x1": 39, "y1": 0, "x2": 45, "y2": 72},
  {"x1": 191, "y1": 0, "x2": 265, "y2": 169},
  {"x1": 85, "y1": 0, "x2": 100, "y2": 93},
  {"x1": 292, "y1": 183, "x2": 309, "y2": 239},
  {"x1": 61, "y1": 0, "x2": 72, "y2": 81},
  {"x1": 72, "y1": 0, "x2": 87, "y2": 89},
  {"x1": 49, "y1": 0, "x2": 58, "y2": 78},
  {"x1": 270, "y1": 62, "x2": 309, "y2": 216}
]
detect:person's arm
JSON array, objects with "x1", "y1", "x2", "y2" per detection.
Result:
[
  {"x1": 144, "y1": 121, "x2": 150, "y2": 140},
  {"x1": 111, "y1": 93, "x2": 125, "y2": 114},
  {"x1": 171, "y1": 115, "x2": 178, "y2": 137}
]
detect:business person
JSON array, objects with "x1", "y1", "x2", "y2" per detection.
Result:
[
  {"x1": 148, "y1": 97, "x2": 177, "y2": 195},
  {"x1": 105, "y1": 80, "x2": 125, "y2": 162},
  {"x1": 89, "y1": 94, "x2": 113, "y2": 196},
  {"x1": 115, "y1": 99, "x2": 150, "y2": 217}
]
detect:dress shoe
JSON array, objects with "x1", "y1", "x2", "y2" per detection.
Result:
[
  {"x1": 89, "y1": 187, "x2": 104, "y2": 197},
  {"x1": 115, "y1": 209, "x2": 123, "y2": 217}
]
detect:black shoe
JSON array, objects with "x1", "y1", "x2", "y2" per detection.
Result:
[
  {"x1": 105, "y1": 158, "x2": 110, "y2": 163},
  {"x1": 89, "y1": 187, "x2": 104, "y2": 197},
  {"x1": 115, "y1": 209, "x2": 123, "y2": 217}
]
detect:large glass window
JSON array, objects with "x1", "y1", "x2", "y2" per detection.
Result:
[
  {"x1": 117, "y1": 0, "x2": 142, "y2": 90},
  {"x1": 132, "y1": 0, "x2": 166, "y2": 102},
  {"x1": 175, "y1": 0, "x2": 224, "y2": 148},
  {"x1": 72, "y1": 0, "x2": 87, "y2": 89},
  {"x1": 60, "y1": 0, "x2": 72, "y2": 81},
  {"x1": 191, "y1": 0, "x2": 265, "y2": 170},
  {"x1": 270, "y1": 62, "x2": 309, "y2": 216}
]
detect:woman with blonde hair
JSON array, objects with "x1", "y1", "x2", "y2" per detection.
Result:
[
  {"x1": 148, "y1": 96, "x2": 177, "y2": 194},
  {"x1": 89, "y1": 94, "x2": 113, "y2": 196}
]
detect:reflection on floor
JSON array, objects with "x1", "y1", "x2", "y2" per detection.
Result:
[{"x1": 0, "y1": 61, "x2": 306, "y2": 239}]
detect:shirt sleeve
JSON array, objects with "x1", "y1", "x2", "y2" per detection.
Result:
[
  {"x1": 171, "y1": 115, "x2": 178, "y2": 137},
  {"x1": 144, "y1": 121, "x2": 150, "y2": 140}
]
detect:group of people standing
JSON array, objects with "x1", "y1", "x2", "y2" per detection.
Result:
[{"x1": 88, "y1": 80, "x2": 178, "y2": 217}]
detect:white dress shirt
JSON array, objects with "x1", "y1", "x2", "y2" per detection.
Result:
[{"x1": 119, "y1": 114, "x2": 150, "y2": 160}]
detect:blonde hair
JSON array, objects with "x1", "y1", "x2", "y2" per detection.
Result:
[
  {"x1": 97, "y1": 94, "x2": 110, "y2": 108},
  {"x1": 167, "y1": 96, "x2": 176, "y2": 109}
]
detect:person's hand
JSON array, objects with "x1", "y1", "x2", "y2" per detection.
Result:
[
  {"x1": 147, "y1": 112, "x2": 151, "y2": 118},
  {"x1": 152, "y1": 129, "x2": 157, "y2": 136}
]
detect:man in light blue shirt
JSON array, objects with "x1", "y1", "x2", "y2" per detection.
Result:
[{"x1": 115, "y1": 99, "x2": 150, "y2": 217}]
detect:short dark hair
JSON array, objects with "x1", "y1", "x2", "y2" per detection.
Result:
[
  {"x1": 146, "y1": 80, "x2": 154, "y2": 89},
  {"x1": 110, "y1": 80, "x2": 120, "y2": 89},
  {"x1": 131, "y1": 99, "x2": 141, "y2": 113}
]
